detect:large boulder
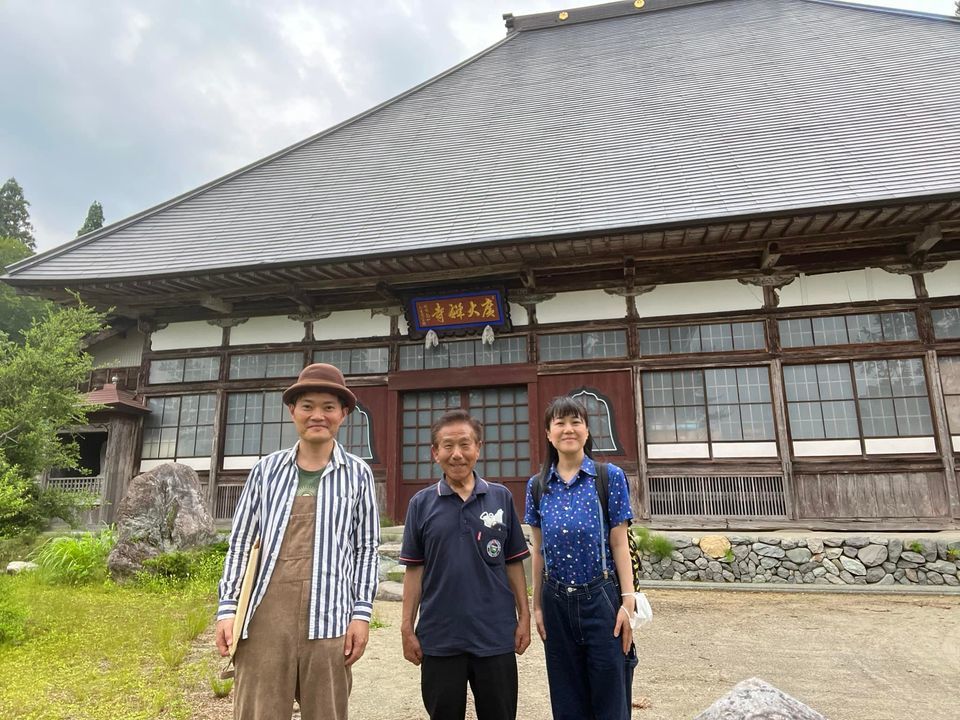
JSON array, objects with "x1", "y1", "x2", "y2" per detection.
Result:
[
  {"x1": 107, "y1": 463, "x2": 217, "y2": 579},
  {"x1": 694, "y1": 677, "x2": 827, "y2": 720}
]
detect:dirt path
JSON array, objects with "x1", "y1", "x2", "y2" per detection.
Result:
[{"x1": 189, "y1": 589, "x2": 960, "y2": 719}]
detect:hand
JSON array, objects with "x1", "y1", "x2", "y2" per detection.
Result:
[
  {"x1": 215, "y1": 618, "x2": 234, "y2": 657},
  {"x1": 401, "y1": 628, "x2": 423, "y2": 666},
  {"x1": 343, "y1": 619, "x2": 369, "y2": 667},
  {"x1": 613, "y1": 606, "x2": 633, "y2": 655},
  {"x1": 515, "y1": 615, "x2": 531, "y2": 655},
  {"x1": 533, "y1": 607, "x2": 547, "y2": 642}
]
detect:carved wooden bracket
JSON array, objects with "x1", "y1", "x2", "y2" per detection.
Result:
[
  {"x1": 288, "y1": 311, "x2": 331, "y2": 323},
  {"x1": 881, "y1": 261, "x2": 947, "y2": 276},
  {"x1": 738, "y1": 273, "x2": 797, "y2": 289},
  {"x1": 604, "y1": 284, "x2": 655, "y2": 298},
  {"x1": 207, "y1": 317, "x2": 248, "y2": 328}
]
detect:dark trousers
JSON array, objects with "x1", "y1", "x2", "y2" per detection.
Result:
[
  {"x1": 421, "y1": 652, "x2": 518, "y2": 720},
  {"x1": 542, "y1": 575, "x2": 638, "y2": 720}
]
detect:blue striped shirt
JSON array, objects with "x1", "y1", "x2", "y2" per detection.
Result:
[{"x1": 217, "y1": 441, "x2": 380, "y2": 639}]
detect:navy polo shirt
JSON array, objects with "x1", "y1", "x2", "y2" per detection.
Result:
[
  {"x1": 524, "y1": 457, "x2": 632, "y2": 585},
  {"x1": 399, "y1": 475, "x2": 530, "y2": 657}
]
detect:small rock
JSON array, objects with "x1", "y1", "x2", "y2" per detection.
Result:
[
  {"x1": 786, "y1": 548, "x2": 813, "y2": 564},
  {"x1": 807, "y1": 539, "x2": 824, "y2": 554},
  {"x1": 944, "y1": 574, "x2": 959, "y2": 586},
  {"x1": 5, "y1": 561, "x2": 38, "y2": 575},
  {"x1": 905, "y1": 568, "x2": 918, "y2": 582},
  {"x1": 926, "y1": 560, "x2": 958, "y2": 575},
  {"x1": 857, "y1": 544, "x2": 888, "y2": 567},
  {"x1": 928, "y1": 572, "x2": 944, "y2": 585},
  {"x1": 732, "y1": 545, "x2": 750, "y2": 561},
  {"x1": 877, "y1": 574, "x2": 896, "y2": 585},
  {"x1": 899, "y1": 551, "x2": 926, "y2": 564},
  {"x1": 865, "y1": 566, "x2": 886, "y2": 584},
  {"x1": 867, "y1": 537, "x2": 889, "y2": 546},
  {"x1": 760, "y1": 557, "x2": 779, "y2": 569},
  {"x1": 780, "y1": 539, "x2": 798, "y2": 550},
  {"x1": 839, "y1": 570, "x2": 855, "y2": 584},
  {"x1": 887, "y1": 539, "x2": 903, "y2": 563},
  {"x1": 825, "y1": 548, "x2": 843, "y2": 559},
  {"x1": 753, "y1": 543, "x2": 785, "y2": 559},
  {"x1": 842, "y1": 546, "x2": 858, "y2": 558},
  {"x1": 822, "y1": 537, "x2": 844, "y2": 547},
  {"x1": 839, "y1": 556, "x2": 867, "y2": 576},
  {"x1": 846, "y1": 537, "x2": 871, "y2": 549},
  {"x1": 681, "y1": 546, "x2": 702, "y2": 560},
  {"x1": 695, "y1": 557, "x2": 709, "y2": 569}
]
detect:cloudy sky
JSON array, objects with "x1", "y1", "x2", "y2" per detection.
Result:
[{"x1": 0, "y1": 0, "x2": 955, "y2": 254}]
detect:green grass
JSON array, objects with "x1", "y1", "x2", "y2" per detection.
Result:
[
  {"x1": 632, "y1": 526, "x2": 675, "y2": 560},
  {"x1": 0, "y1": 574, "x2": 216, "y2": 719},
  {"x1": 31, "y1": 528, "x2": 115, "y2": 585}
]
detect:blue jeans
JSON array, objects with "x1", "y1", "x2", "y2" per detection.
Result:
[{"x1": 541, "y1": 575, "x2": 638, "y2": 720}]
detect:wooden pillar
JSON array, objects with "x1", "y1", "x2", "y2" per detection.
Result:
[{"x1": 924, "y1": 349, "x2": 960, "y2": 518}]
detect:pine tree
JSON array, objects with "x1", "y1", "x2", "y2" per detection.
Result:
[
  {"x1": 0, "y1": 178, "x2": 35, "y2": 249},
  {"x1": 77, "y1": 201, "x2": 105, "y2": 236}
]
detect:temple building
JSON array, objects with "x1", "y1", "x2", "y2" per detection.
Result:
[{"x1": 5, "y1": 0, "x2": 959, "y2": 530}]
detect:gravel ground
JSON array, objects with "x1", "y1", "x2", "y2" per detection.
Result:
[{"x1": 189, "y1": 588, "x2": 960, "y2": 719}]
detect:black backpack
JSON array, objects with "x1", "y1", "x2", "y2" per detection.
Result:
[{"x1": 531, "y1": 462, "x2": 642, "y2": 591}]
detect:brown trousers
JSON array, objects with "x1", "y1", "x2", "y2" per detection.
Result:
[{"x1": 234, "y1": 496, "x2": 351, "y2": 720}]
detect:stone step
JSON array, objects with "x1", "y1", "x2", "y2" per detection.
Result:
[
  {"x1": 379, "y1": 542, "x2": 402, "y2": 560},
  {"x1": 379, "y1": 525, "x2": 404, "y2": 542},
  {"x1": 387, "y1": 565, "x2": 406, "y2": 583},
  {"x1": 376, "y1": 580, "x2": 403, "y2": 602}
]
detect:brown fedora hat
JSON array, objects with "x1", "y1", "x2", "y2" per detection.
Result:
[{"x1": 282, "y1": 363, "x2": 357, "y2": 411}]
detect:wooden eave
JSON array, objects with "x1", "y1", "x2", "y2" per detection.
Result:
[{"x1": 9, "y1": 195, "x2": 960, "y2": 322}]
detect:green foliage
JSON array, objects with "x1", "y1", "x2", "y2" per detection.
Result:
[
  {"x1": 722, "y1": 548, "x2": 735, "y2": 564},
  {"x1": 946, "y1": 548, "x2": 959, "y2": 562},
  {"x1": 369, "y1": 613, "x2": 388, "y2": 630},
  {"x1": 77, "y1": 201, "x2": 105, "y2": 237},
  {"x1": 0, "y1": 178, "x2": 34, "y2": 249},
  {"x1": 0, "y1": 575, "x2": 28, "y2": 645},
  {"x1": 210, "y1": 673, "x2": 233, "y2": 698},
  {"x1": 632, "y1": 526, "x2": 675, "y2": 560},
  {"x1": 908, "y1": 541, "x2": 925, "y2": 554},
  {"x1": 0, "y1": 578, "x2": 207, "y2": 718},
  {"x1": 0, "y1": 236, "x2": 52, "y2": 343},
  {"x1": 134, "y1": 543, "x2": 227, "y2": 597},
  {"x1": 158, "y1": 618, "x2": 191, "y2": 668},
  {"x1": 32, "y1": 528, "x2": 116, "y2": 585},
  {"x1": 0, "y1": 300, "x2": 105, "y2": 480},
  {"x1": 0, "y1": 458, "x2": 83, "y2": 540}
]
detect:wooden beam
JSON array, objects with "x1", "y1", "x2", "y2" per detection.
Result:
[
  {"x1": 200, "y1": 295, "x2": 232, "y2": 314},
  {"x1": 907, "y1": 223, "x2": 942, "y2": 258},
  {"x1": 760, "y1": 241, "x2": 781, "y2": 270}
]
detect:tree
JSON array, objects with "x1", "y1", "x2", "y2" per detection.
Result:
[
  {"x1": 0, "y1": 178, "x2": 35, "y2": 250},
  {"x1": 77, "y1": 201, "x2": 104, "y2": 237},
  {"x1": 0, "y1": 237, "x2": 52, "y2": 343},
  {"x1": 0, "y1": 301, "x2": 105, "y2": 538}
]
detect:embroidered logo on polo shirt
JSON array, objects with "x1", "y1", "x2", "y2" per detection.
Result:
[
  {"x1": 480, "y1": 509, "x2": 504, "y2": 528},
  {"x1": 486, "y1": 539, "x2": 503, "y2": 558}
]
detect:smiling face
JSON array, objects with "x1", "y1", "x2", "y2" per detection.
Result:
[
  {"x1": 431, "y1": 421, "x2": 481, "y2": 488},
  {"x1": 546, "y1": 412, "x2": 589, "y2": 458},
  {"x1": 288, "y1": 391, "x2": 348, "y2": 448}
]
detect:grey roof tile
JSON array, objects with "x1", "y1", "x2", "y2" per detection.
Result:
[{"x1": 6, "y1": 0, "x2": 960, "y2": 282}]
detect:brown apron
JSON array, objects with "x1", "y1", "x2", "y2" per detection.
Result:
[{"x1": 234, "y1": 496, "x2": 351, "y2": 720}]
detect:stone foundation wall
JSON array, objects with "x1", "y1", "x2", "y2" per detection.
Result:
[{"x1": 640, "y1": 535, "x2": 960, "y2": 587}]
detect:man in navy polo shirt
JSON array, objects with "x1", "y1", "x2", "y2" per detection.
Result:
[{"x1": 399, "y1": 409, "x2": 531, "y2": 720}]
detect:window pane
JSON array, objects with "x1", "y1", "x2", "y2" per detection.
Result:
[
  {"x1": 893, "y1": 397, "x2": 933, "y2": 436},
  {"x1": 424, "y1": 344, "x2": 450, "y2": 369},
  {"x1": 263, "y1": 392, "x2": 284, "y2": 423},
  {"x1": 783, "y1": 365, "x2": 819, "y2": 402},
  {"x1": 674, "y1": 406, "x2": 707, "y2": 442},
  {"x1": 700, "y1": 324, "x2": 733, "y2": 352},
  {"x1": 816, "y1": 363, "x2": 854, "y2": 400},
  {"x1": 859, "y1": 398, "x2": 897, "y2": 437},
  {"x1": 705, "y1": 369, "x2": 738, "y2": 404},
  {"x1": 779, "y1": 318, "x2": 813, "y2": 348},
  {"x1": 645, "y1": 407, "x2": 677, "y2": 443},
  {"x1": 881, "y1": 312, "x2": 918, "y2": 341},
  {"x1": 183, "y1": 356, "x2": 220, "y2": 382},
  {"x1": 854, "y1": 361, "x2": 892, "y2": 399},
  {"x1": 583, "y1": 331, "x2": 626, "y2": 359},
  {"x1": 939, "y1": 357, "x2": 960, "y2": 394},
  {"x1": 639, "y1": 327, "x2": 671, "y2": 356},
  {"x1": 158, "y1": 427, "x2": 178, "y2": 458},
  {"x1": 732, "y1": 322, "x2": 765, "y2": 351},
  {"x1": 149, "y1": 359, "x2": 184, "y2": 384},
  {"x1": 448, "y1": 340, "x2": 475, "y2": 368},
  {"x1": 708, "y1": 404, "x2": 742, "y2": 441},
  {"x1": 142, "y1": 427, "x2": 161, "y2": 458},
  {"x1": 399, "y1": 345, "x2": 424, "y2": 370},
  {"x1": 737, "y1": 367, "x2": 772, "y2": 403},
  {"x1": 945, "y1": 397, "x2": 960, "y2": 434},
  {"x1": 821, "y1": 400, "x2": 859, "y2": 439},
  {"x1": 642, "y1": 372, "x2": 674, "y2": 407},
  {"x1": 887, "y1": 358, "x2": 926, "y2": 397},
  {"x1": 672, "y1": 371, "x2": 705, "y2": 406},
  {"x1": 177, "y1": 426, "x2": 197, "y2": 456},
  {"x1": 788, "y1": 402, "x2": 824, "y2": 440},
  {"x1": 845, "y1": 314, "x2": 882, "y2": 344},
  {"x1": 224, "y1": 424, "x2": 244, "y2": 455},
  {"x1": 740, "y1": 403, "x2": 775, "y2": 440},
  {"x1": 226, "y1": 394, "x2": 246, "y2": 423},
  {"x1": 812, "y1": 316, "x2": 848, "y2": 345},
  {"x1": 265, "y1": 352, "x2": 301, "y2": 378},
  {"x1": 670, "y1": 326, "x2": 701, "y2": 354},
  {"x1": 242, "y1": 424, "x2": 261, "y2": 455},
  {"x1": 195, "y1": 425, "x2": 214, "y2": 456},
  {"x1": 932, "y1": 308, "x2": 960, "y2": 339}
]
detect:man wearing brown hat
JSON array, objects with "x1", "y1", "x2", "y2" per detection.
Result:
[{"x1": 216, "y1": 363, "x2": 380, "y2": 720}]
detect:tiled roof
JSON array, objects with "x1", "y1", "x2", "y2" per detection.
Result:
[
  {"x1": 85, "y1": 384, "x2": 150, "y2": 414},
  {"x1": 6, "y1": 0, "x2": 960, "y2": 283}
]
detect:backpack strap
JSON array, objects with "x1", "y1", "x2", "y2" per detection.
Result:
[{"x1": 595, "y1": 462, "x2": 610, "y2": 528}]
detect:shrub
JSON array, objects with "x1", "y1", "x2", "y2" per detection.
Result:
[
  {"x1": 908, "y1": 541, "x2": 925, "y2": 555},
  {"x1": 0, "y1": 459, "x2": 84, "y2": 540},
  {"x1": 134, "y1": 542, "x2": 227, "y2": 595},
  {"x1": 632, "y1": 526, "x2": 675, "y2": 560},
  {"x1": 0, "y1": 575, "x2": 28, "y2": 645},
  {"x1": 32, "y1": 527, "x2": 116, "y2": 585}
]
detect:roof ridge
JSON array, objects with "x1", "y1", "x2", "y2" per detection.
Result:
[
  {"x1": 504, "y1": 0, "x2": 719, "y2": 32},
  {"x1": 3, "y1": 28, "x2": 521, "y2": 279},
  {"x1": 799, "y1": 0, "x2": 960, "y2": 23}
]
